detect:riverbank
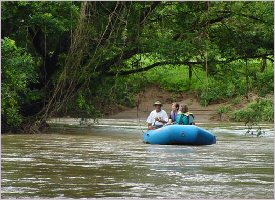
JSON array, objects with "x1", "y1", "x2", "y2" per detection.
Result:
[
  {"x1": 104, "y1": 86, "x2": 222, "y2": 123},
  {"x1": 47, "y1": 86, "x2": 273, "y2": 127},
  {"x1": 104, "y1": 86, "x2": 273, "y2": 123},
  {"x1": 47, "y1": 86, "x2": 273, "y2": 128}
]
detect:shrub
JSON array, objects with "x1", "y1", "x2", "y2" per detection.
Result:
[
  {"x1": 217, "y1": 105, "x2": 231, "y2": 119},
  {"x1": 231, "y1": 98, "x2": 274, "y2": 123},
  {"x1": 230, "y1": 96, "x2": 242, "y2": 105}
]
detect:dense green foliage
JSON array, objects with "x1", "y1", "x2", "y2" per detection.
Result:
[
  {"x1": 1, "y1": 38, "x2": 38, "y2": 131},
  {"x1": 1, "y1": 1, "x2": 274, "y2": 132},
  {"x1": 2, "y1": 2, "x2": 79, "y2": 131}
]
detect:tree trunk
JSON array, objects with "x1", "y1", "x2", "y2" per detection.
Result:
[
  {"x1": 261, "y1": 55, "x2": 267, "y2": 72},
  {"x1": 189, "y1": 63, "x2": 193, "y2": 80},
  {"x1": 245, "y1": 58, "x2": 249, "y2": 99}
]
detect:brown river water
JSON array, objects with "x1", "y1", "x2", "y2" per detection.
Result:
[{"x1": 1, "y1": 120, "x2": 274, "y2": 199}]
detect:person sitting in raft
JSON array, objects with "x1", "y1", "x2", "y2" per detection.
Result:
[
  {"x1": 168, "y1": 102, "x2": 179, "y2": 124},
  {"x1": 176, "y1": 104, "x2": 195, "y2": 125},
  {"x1": 146, "y1": 101, "x2": 168, "y2": 130}
]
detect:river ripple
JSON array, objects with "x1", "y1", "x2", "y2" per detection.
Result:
[{"x1": 1, "y1": 122, "x2": 274, "y2": 198}]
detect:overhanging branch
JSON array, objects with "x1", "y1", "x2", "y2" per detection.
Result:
[
  {"x1": 98, "y1": 47, "x2": 141, "y2": 74},
  {"x1": 105, "y1": 60, "x2": 205, "y2": 76},
  {"x1": 105, "y1": 53, "x2": 274, "y2": 76}
]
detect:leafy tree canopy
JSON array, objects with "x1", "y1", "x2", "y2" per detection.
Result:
[{"x1": 1, "y1": 1, "x2": 273, "y2": 132}]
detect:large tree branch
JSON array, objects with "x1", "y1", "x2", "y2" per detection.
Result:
[
  {"x1": 98, "y1": 47, "x2": 141, "y2": 74},
  {"x1": 105, "y1": 53, "x2": 274, "y2": 76},
  {"x1": 105, "y1": 60, "x2": 205, "y2": 76},
  {"x1": 216, "y1": 10, "x2": 271, "y2": 25},
  {"x1": 197, "y1": 9, "x2": 270, "y2": 37},
  {"x1": 173, "y1": 13, "x2": 232, "y2": 40}
]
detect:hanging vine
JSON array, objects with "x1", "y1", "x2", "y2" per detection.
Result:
[{"x1": 29, "y1": 1, "x2": 159, "y2": 132}]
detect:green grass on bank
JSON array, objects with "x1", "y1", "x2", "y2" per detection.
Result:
[
  {"x1": 139, "y1": 59, "x2": 273, "y2": 98},
  {"x1": 124, "y1": 59, "x2": 274, "y2": 123}
]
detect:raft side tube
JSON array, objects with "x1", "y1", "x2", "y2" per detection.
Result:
[
  {"x1": 144, "y1": 126, "x2": 174, "y2": 145},
  {"x1": 143, "y1": 125, "x2": 216, "y2": 145}
]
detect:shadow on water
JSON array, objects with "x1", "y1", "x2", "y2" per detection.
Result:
[{"x1": 1, "y1": 119, "x2": 274, "y2": 199}]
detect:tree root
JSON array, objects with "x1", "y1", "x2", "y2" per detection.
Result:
[{"x1": 22, "y1": 120, "x2": 50, "y2": 134}]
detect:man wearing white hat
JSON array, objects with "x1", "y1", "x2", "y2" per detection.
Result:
[{"x1": 146, "y1": 101, "x2": 168, "y2": 130}]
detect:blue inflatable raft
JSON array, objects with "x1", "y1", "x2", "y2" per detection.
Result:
[{"x1": 144, "y1": 125, "x2": 216, "y2": 145}]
